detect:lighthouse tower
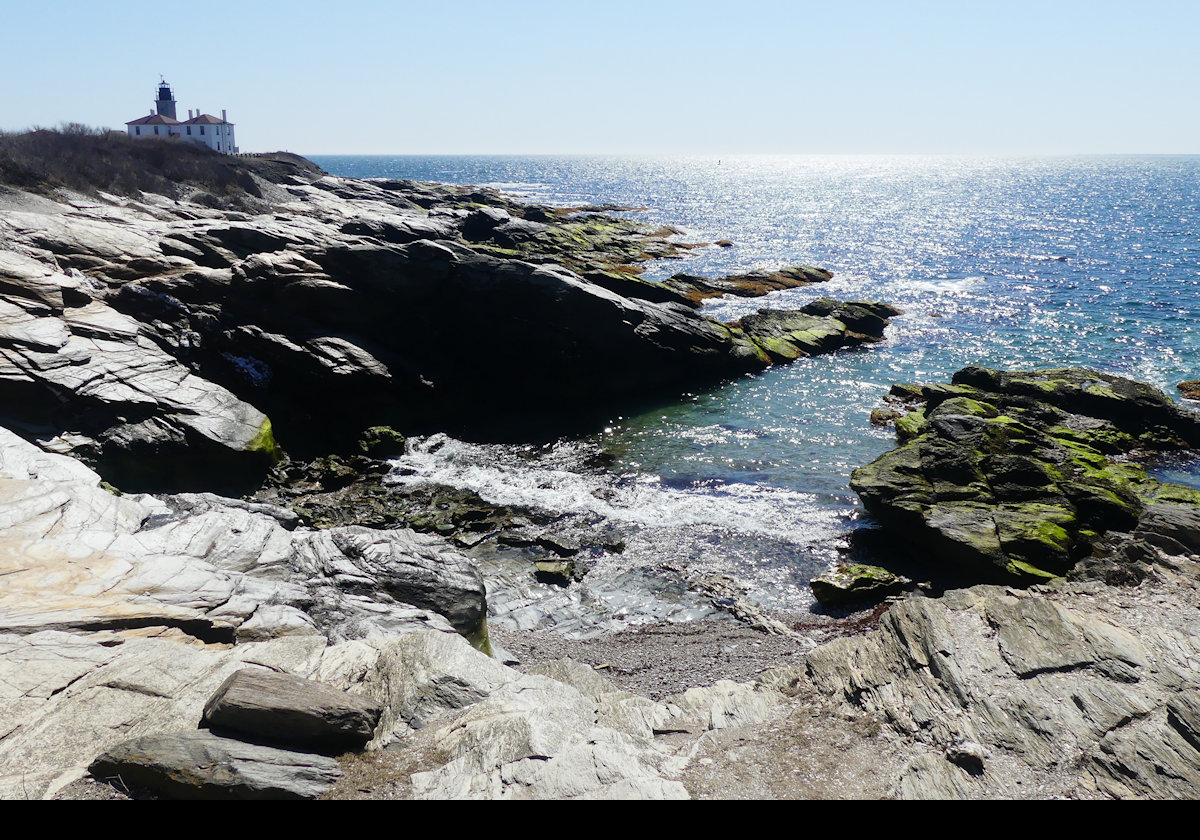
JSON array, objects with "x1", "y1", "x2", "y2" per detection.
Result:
[{"x1": 155, "y1": 79, "x2": 178, "y2": 120}]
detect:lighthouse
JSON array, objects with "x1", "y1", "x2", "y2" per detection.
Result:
[
  {"x1": 154, "y1": 79, "x2": 177, "y2": 120},
  {"x1": 125, "y1": 80, "x2": 238, "y2": 153}
]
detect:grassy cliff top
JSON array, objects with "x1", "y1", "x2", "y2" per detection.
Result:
[{"x1": 0, "y1": 125, "x2": 324, "y2": 201}]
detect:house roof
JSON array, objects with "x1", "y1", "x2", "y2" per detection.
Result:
[
  {"x1": 185, "y1": 113, "x2": 233, "y2": 125},
  {"x1": 126, "y1": 113, "x2": 181, "y2": 126}
]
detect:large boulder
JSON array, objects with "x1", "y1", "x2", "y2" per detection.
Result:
[
  {"x1": 201, "y1": 669, "x2": 383, "y2": 754},
  {"x1": 852, "y1": 367, "x2": 1200, "y2": 583}
]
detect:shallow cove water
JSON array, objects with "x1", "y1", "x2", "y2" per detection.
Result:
[{"x1": 312, "y1": 154, "x2": 1200, "y2": 621}]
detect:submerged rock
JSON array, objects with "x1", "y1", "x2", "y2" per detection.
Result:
[{"x1": 852, "y1": 367, "x2": 1200, "y2": 583}]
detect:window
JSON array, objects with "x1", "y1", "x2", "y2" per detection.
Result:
[
  {"x1": 187, "y1": 126, "x2": 191, "y2": 135},
  {"x1": 135, "y1": 127, "x2": 140, "y2": 135},
  {"x1": 154, "y1": 126, "x2": 159, "y2": 135},
  {"x1": 200, "y1": 126, "x2": 205, "y2": 135}
]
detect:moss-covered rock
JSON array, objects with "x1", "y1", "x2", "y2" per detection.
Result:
[
  {"x1": 357, "y1": 426, "x2": 406, "y2": 459},
  {"x1": 664, "y1": 264, "x2": 833, "y2": 304},
  {"x1": 246, "y1": 417, "x2": 283, "y2": 462},
  {"x1": 810, "y1": 563, "x2": 909, "y2": 607},
  {"x1": 851, "y1": 366, "x2": 1200, "y2": 585},
  {"x1": 735, "y1": 300, "x2": 901, "y2": 363},
  {"x1": 894, "y1": 410, "x2": 928, "y2": 441}
]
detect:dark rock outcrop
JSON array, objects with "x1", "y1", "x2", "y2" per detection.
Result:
[
  {"x1": 1, "y1": 148, "x2": 903, "y2": 479},
  {"x1": 0, "y1": 250, "x2": 279, "y2": 493},
  {"x1": 88, "y1": 731, "x2": 343, "y2": 800},
  {"x1": 201, "y1": 669, "x2": 382, "y2": 754},
  {"x1": 665, "y1": 264, "x2": 833, "y2": 304},
  {"x1": 852, "y1": 367, "x2": 1200, "y2": 584},
  {"x1": 734, "y1": 299, "x2": 902, "y2": 363},
  {"x1": 201, "y1": 236, "x2": 769, "y2": 445}
]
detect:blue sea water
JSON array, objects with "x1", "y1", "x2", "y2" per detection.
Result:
[{"x1": 311, "y1": 154, "x2": 1200, "y2": 614}]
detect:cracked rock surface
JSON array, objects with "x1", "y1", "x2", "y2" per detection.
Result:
[{"x1": 807, "y1": 574, "x2": 1200, "y2": 798}]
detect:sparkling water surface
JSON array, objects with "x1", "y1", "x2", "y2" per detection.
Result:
[{"x1": 311, "y1": 154, "x2": 1200, "y2": 613}]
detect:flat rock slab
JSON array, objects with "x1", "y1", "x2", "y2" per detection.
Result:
[
  {"x1": 88, "y1": 730, "x2": 342, "y2": 800},
  {"x1": 202, "y1": 668, "x2": 382, "y2": 753}
]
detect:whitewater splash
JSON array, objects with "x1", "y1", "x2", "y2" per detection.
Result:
[
  {"x1": 390, "y1": 434, "x2": 837, "y2": 538},
  {"x1": 386, "y1": 434, "x2": 847, "y2": 617}
]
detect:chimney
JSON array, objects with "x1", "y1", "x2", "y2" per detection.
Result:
[{"x1": 221, "y1": 109, "x2": 227, "y2": 122}]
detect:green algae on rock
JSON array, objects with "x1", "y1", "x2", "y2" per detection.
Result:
[
  {"x1": 664, "y1": 264, "x2": 833, "y2": 305},
  {"x1": 734, "y1": 299, "x2": 904, "y2": 363},
  {"x1": 810, "y1": 563, "x2": 910, "y2": 607},
  {"x1": 357, "y1": 425, "x2": 406, "y2": 458},
  {"x1": 852, "y1": 367, "x2": 1200, "y2": 584}
]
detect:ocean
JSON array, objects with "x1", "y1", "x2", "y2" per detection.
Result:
[{"x1": 309, "y1": 154, "x2": 1200, "y2": 623}]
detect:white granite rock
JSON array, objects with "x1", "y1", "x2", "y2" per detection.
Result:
[{"x1": 807, "y1": 580, "x2": 1200, "y2": 799}]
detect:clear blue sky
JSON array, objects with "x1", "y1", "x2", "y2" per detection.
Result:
[{"x1": 3, "y1": 0, "x2": 1197, "y2": 154}]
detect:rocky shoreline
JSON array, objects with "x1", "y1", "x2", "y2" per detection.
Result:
[
  {"x1": 0, "y1": 145, "x2": 899, "y2": 483},
  {"x1": 3, "y1": 135, "x2": 1199, "y2": 799}
]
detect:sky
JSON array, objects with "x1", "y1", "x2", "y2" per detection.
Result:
[{"x1": 3, "y1": 0, "x2": 1198, "y2": 155}]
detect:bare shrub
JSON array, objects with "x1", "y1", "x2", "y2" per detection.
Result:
[{"x1": 0, "y1": 127, "x2": 321, "y2": 202}]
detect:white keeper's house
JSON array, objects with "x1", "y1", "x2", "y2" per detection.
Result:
[{"x1": 125, "y1": 80, "x2": 238, "y2": 153}]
